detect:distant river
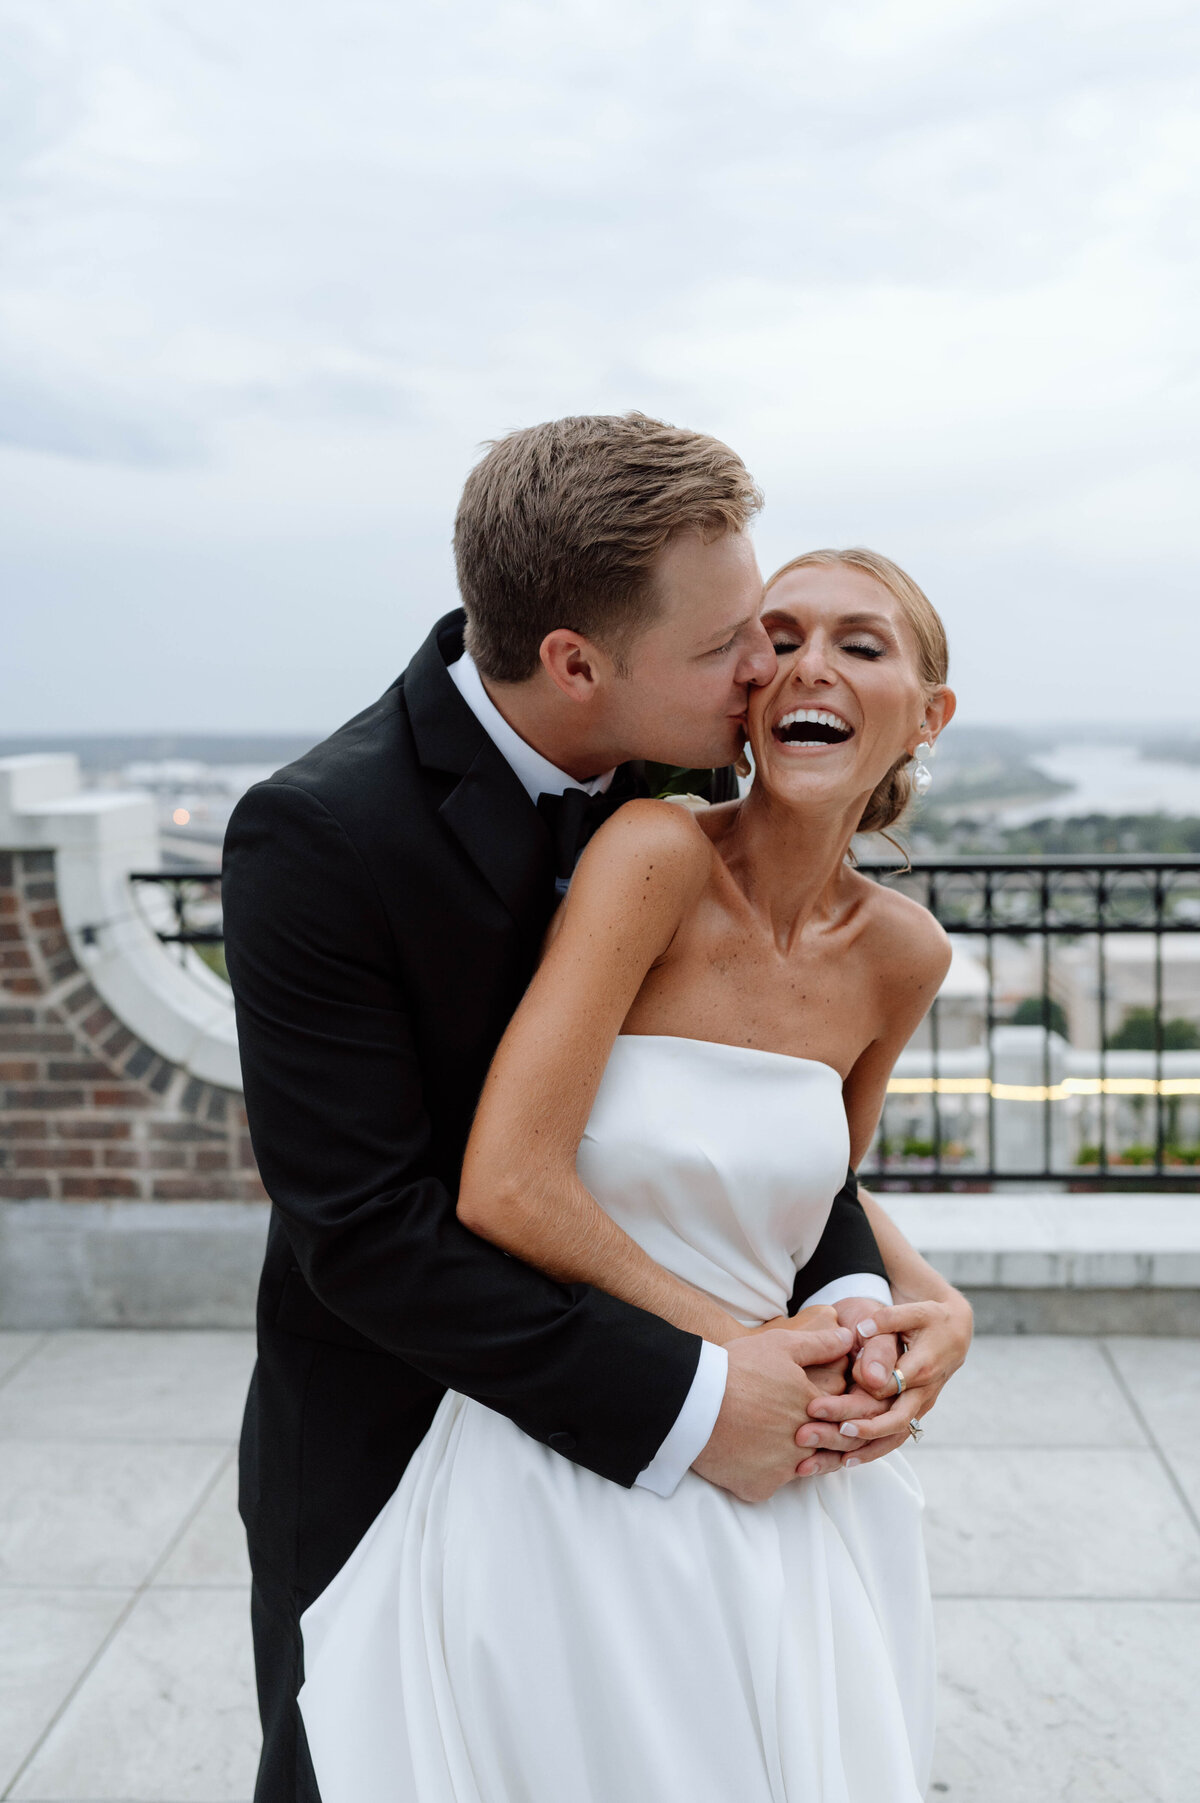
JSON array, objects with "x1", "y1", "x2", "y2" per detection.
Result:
[{"x1": 999, "y1": 745, "x2": 1200, "y2": 826}]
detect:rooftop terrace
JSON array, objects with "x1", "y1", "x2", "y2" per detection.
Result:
[{"x1": 0, "y1": 1328, "x2": 1197, "y2": 1802}]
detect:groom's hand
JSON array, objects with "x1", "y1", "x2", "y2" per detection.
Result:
[
  {"x1": 691, "y1": 1325, "x2": 855, "y2": 1504},
  {"x1": 795, "y1": 1384, "x2": 905, "y2": 1476},
  {"x1": 790, "y1": 1294, "x2": 900, "y2": 1478}
]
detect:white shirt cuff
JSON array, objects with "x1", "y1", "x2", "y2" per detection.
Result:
[
  {"x1": 799, "y1": 1271, "x2": 893, "y2": 1311},
  {"x1": 634, "y1": 1340, "x2": 728, "y2": 1499}
]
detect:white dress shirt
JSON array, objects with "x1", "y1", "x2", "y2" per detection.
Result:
[{"x1": 448, "y1": 648, "x2": 890, "y2": 1497}]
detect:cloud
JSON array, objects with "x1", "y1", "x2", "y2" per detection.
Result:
[
  {"x1": 0, "y1": 0, "x2": 1197, "y2": 726},
  {"x1": 0, "y1": 370, "x2": 203, "y2": 464}
]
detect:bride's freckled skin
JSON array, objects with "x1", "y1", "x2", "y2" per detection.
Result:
[
  {"x1": 619, "y1": 560, "x2": 957, "y2": 1100},
  {"x1": 649, "y1": 563, "x2": 957, "y2": 1062}
]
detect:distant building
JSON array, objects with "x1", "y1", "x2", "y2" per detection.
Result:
[{"x1": 1055, "y1": 935, "x2": 1200, "y2": 1049}]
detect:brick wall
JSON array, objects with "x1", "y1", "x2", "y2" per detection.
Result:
[{"x1": 0, "y1": 849, "x2": 265, "y2": 1204}]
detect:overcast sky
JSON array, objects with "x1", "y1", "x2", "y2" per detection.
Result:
[{"x1": 3, "y1": 0, "x2": 1198, "y2": 734}]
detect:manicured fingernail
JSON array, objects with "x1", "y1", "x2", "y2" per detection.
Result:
[
  {"x1": 866, "y1": 1361, "x2": 886, "y2": 1383},
  {"x1": 845, "y1": 1456, "x2": 861, "y2": 1469},
  {"x1": 857, "y1": 1319, "x2": 877, "y2": 1338},
  {"x1": 840, "y1": 1423, "x2": 859, "y2": 1438}
]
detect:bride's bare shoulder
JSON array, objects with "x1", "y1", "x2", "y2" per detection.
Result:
[
  {"x1": 578, "y1": 798, "x2": 716, "y2": 897},
  {"x1": 542, "y1": 800, "x2": 715, "y2": 957},
  {"x1": 849, "y1": 866, "x2": 953, "y2": 988}
]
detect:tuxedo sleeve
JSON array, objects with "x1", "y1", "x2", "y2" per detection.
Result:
[
  {"x1": 788, "y1": 1168, "x2": 888, "y2": 1315},
  {"x1": 222, "y1": 779, "x2": 702, "y2": 1490}
]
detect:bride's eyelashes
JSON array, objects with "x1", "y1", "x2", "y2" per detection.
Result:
[{"x1": 767, "y1": 635, "x2": 886, "y2": 660}]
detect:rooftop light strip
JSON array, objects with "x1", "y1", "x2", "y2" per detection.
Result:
[{"x1": 885, "y1": 1076, "x2": 1200, "y2": 1100}]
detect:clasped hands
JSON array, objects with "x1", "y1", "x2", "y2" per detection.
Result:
[
  {"x1": 693, "y1": 1289, "x2": 972, "y2": 1504},
  {"x1": 715, "y1": 1290, "x2": 971, "y2": 1490},
  {"x1": 781, "y1": 1294, "x2": 972, "y2": 1478}
]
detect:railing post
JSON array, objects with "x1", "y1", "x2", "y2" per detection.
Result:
[
  {"x1": 1041, "y1": 867, "x2": 1052, "y2": 1178},
  {"x1": 984, "y1": 870, "x2": 997, "y2": 1180},
  {"x1": 1154, "y1": 868, "x2": 1166, "y2": 1175},
  {"x1": 928, "y1": 870, "x2": 942, "y2": 1179},
  {"x1": 1098, "y1": 869, "x2": 1109, "y2": 1175}
]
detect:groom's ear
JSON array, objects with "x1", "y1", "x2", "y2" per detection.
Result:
[{"x1": 539, "y1": 629, "x2": 610, "y2": 704}]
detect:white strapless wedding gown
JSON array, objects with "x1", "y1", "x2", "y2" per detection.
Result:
[{"x1": 299, "y1": 1036, "x2": 935, "y2": 1803}]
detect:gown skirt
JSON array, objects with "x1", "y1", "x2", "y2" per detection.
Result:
[{"x1": 299, "y1": 1036, "x2": 937, "y2": 1802}]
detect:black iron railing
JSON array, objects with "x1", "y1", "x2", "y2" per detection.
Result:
[
  {"x1": 129, "y1": 870, "x2": 224, "y2": 945},
  {"x1": 860, "y1": 857, "x2": 1200, "y2": 1189},
  {"x1": 128, "y1": 857, "x2": 1200, "y2": 1189}
]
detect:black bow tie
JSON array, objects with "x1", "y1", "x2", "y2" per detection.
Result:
[{"x1": 537, "y1": 764, "x2": 647, "y2": 890}]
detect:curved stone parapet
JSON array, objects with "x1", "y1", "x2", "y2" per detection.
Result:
[
  {"x1": 0, "y1": 754, "x2": 262, "y2": 1209},
  {"x1": 0, "y1": 754, "x2": 238, "y2": 1084}
]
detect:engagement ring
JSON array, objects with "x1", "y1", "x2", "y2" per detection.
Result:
[{"x1": 908, "y1": 1418, "x2": 923, "y2": 1444}]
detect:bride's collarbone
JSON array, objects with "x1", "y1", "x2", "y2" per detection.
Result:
[
  {"x1": 630, "y1": 885, "x2": 892, "y2": 1064},
  {"x1": 668, "y1": 910, "x2": 882, "y2": 998},
  {"x1": 624, "y1": 958, "x2": 879, "y2": 1079}
]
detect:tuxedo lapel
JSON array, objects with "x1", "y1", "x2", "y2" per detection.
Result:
[{"x1": 405, "y1": 612, "x2": 556, "y2": 926}]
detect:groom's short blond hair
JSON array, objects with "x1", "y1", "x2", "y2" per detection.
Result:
[{"x1": 454, "y1": 413, "x2": 763, "y2": 683}]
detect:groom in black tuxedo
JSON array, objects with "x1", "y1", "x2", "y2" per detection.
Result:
[{"x1": 223, "y1": 414, "x2": 892, "y2": 1802}]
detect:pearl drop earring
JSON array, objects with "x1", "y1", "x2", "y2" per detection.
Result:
[{"x1": 912, "y1": 738, "x2": 935, "y2": 797}]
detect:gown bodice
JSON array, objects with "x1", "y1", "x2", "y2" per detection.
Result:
[{"x1": 576, "y1": 1035, "x2": 850, "y2": 1326}]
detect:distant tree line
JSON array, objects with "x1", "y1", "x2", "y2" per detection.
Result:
[
  {"x1": 917, "y1": 812, "x2": 1200, "y2": 856},
  {"x1": 1007, "y1": 995, "x2": 1200, "y2": 1050}
]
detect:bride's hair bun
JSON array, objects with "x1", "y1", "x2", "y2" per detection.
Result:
[{"x1": 762, "y1": 547, "x2": 949, "y2": 838}]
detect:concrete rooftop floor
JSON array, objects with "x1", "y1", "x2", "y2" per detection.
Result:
[{"x1": 0, "y1": 1330, "x2": 1198, "y2": 1803}]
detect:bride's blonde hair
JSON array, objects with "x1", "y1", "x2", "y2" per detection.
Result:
[{"x1": 762, "y1": 547, "x2": 949, "y2": 835}]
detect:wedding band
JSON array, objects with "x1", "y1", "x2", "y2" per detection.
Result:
[
  {"x1": 908, "y1": 1418, "x2": 923, "y2": 1444},
  {"x1": 891, "y1": 1369, "x2": 906, "y2": 1396}
]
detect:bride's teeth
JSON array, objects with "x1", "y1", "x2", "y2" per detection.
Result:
[{"x1": 776, "y1": 708, "x2": 852, "y2": 732}]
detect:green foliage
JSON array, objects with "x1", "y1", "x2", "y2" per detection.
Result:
[
  {"x1": 1007, "y1": 813, "x2": 1200, "y2": 856},
  {"x1": 645, "y1": 763, "x2": 735, "y2": 802},
  {"x1": 914, "y1": 810, "x2": 1200, "y2": 858},
  {"x1": 1105, "y1": 1007, "x2": 1200, "y2": 1051},
  {"x1": 1113, "y1": 1143, "x2": 1156, "y2": 1165},
  {"x1": 195, "y1": 942, "x2": 229, "y2": 984},
  {"x1": 1010, "y1": 996, "x2": 1069, "y2": 1040},
  {"x1": 1075, "y1": 1142, "x2": 1200, "y2": 1166},
  {"x1": 898, "y1": 1136, "x2": 964, "y2": 1158}
]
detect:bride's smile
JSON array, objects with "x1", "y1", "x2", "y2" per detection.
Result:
[{"x1": 746, "y1": 557, "x2": 950, "y2": 827}]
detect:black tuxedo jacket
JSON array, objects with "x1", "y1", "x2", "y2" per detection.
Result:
[{"x1": 223, "y1": 611, "x2": 886, "y2": 1598}]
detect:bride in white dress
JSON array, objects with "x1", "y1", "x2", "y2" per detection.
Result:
[{"x1": 299, "y1": 548, "x2": 971, "y2": 1802}]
